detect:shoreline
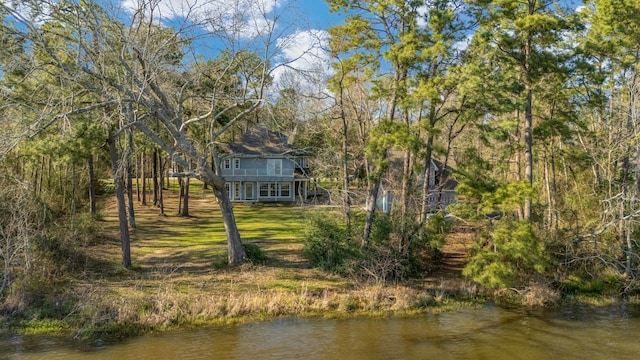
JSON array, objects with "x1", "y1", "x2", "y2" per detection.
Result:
[
  {"x1": 2, "y1": 190, "x2": 634, "y2": 340},
  {"x1": 2, "y1": 267, "x2": 632, "y2": 341}
]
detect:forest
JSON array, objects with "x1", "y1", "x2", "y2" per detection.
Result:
[{"x1": 1, "y1": 0, "x2": 640, "y2": 323}]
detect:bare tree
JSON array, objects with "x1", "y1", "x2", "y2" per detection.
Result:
[
  {"x1": 0, "y1": 177, "x2": 45, "y2": 296},
  {"x1": 1, "y1": 0, "x2": 311, "y2": 265}
]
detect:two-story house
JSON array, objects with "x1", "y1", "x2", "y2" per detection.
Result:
[
  {"x1": 217, "y1": 126, "x2": 311, "y2": 203},
  {"x1": 377, "y1": 157, "x2": 458, "y2": 214}
]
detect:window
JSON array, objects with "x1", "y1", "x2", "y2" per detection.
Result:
[
  {"x1": 224, "y1": 183, "x2": 230, "y2": 198},
  {"x1": 259, "y1": 183, "x2": 269, "y2": 197},
  {"x1": 259, "y1": 182, "x2": 291, "y2": 198},
  {"x1": 267, "y1": 159, "x2": 282, "y2": 176},
  {"x1": 234, "y1": 158, "x2": 240, "y2": 169},
  {"x1": 297, "y1": 157, "x2": 307, "y2": 168},
  {"x1": 259, "y1": 182, "x2": 280, "y2": 197},
  {"x1": 224, "y1": 159, "x2": 231, "y2": 169},
  {"x1": 280, "y1": 183, "x2": 290, "y2": 197},
  {"x1": 234, "y1": 183, "x2": 241, "y2": 199}
]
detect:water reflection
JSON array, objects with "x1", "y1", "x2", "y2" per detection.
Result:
[{"x1": 3, "y1": 303, "x2": 640, "y2": 359}]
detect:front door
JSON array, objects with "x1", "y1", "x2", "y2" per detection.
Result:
[{"x1": 245, "y1": 183, "x2": 254, "y2": 200}]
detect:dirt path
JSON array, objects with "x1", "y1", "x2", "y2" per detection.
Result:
[
  {"x1": 438, "y1": 233, "x2": 472, "y2": 277},
  {"x1": 420, "y1": 232, "x2": 474, "y2": 290}
]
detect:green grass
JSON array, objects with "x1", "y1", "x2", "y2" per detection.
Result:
[{"x1": 130, "y1": 203, "x2": 308, "y2": 258}]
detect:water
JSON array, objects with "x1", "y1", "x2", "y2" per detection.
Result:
[{"x1": 3, "y1": 303, "x2": 640, "y2": 359}]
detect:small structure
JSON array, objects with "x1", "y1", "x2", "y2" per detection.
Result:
[
  {"x1": 217, "y1": 126, "x2": 311, "y2": 203},
  {"x1": 421, "y1": 158, "x2": 458, "y2": 212},
  {"x1": 376, "y1": 157, "x2": 458, "y2": 214}
]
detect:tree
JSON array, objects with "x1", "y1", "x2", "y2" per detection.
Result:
[
  {"x1": 327, "y1": 0, "x2": 426, "y2": 244},
  {"x1": 571, "y1": 0, "x2": 640, "y2": 276},
  {"x1": 0, "y1": 0, "x2": 303, "y2": 266},
  {"x1": 468, "y1": 0, "x2": 577, "y2": 220},
  {"x1": 0, "y1": 176, "x2": 47, "y2": 296}
]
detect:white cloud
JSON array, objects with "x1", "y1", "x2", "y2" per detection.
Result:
[
  {"x1": 453, "y1": 34, "x2": 472, "y2": 53},
  {"x1": 271, "y1": 29, "x2": 332, "y2": 90},
  {"x1": 120, "y1": 0, "x2": 281, "y2": 39},
  {"x1": 119, "y1": 2, "x2": 332, "y2": 92},
  {"x1": 416, "y1": 5, "x2": 428, "y2": 28},
  {"x1": 1, "y1": 0, "x2": 52, "y2": 25}
]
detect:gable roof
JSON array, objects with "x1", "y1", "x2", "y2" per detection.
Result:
[{"x1": 219, "y1": 125, "x2": 292, "y2": 156}]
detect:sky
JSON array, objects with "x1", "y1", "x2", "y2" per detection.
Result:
[
  {"x1": 0, "y1": 0, "x2": 340, "y2": 96},
  {"x1": 1, "y1": 0, "x2": 584, "y2": 92},
  {"x1": 111, "y1": 0, "x2": 339, "y2": 89},
  {"x1": 297, "y1": 1, "x2": 339, "y2": 28}
]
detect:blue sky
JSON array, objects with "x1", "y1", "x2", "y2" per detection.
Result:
[{"x1": 298, "y1": 1, "x2": 340, "y2": 29}]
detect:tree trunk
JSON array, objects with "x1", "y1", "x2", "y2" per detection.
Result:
[
  {"x1": 166, "y1": 155, "x2": 171, "y2": 189},
  {"x1": 127, "y1": 131, "x2": 136, "y2": 228},
  {"x1": 551, "y1": 145, "x2": 559, "y2": 231},
  {"x1": 141, "y1": 152, "x2": 147, "y2": 206},
  {"x1": 200, "y1": 164, "x2": 245, "y2": 264},
  {"x1": 544, "y1": 150, "x2": 552, "y2": 231},
  {"x1": 623, "y1": 68, "x2": 638, "y2": 276},
  {"x1": 158, "y1": 152, "x2": 165, "y2": 216},
  {"x1": 524, "y1": 84, "x2": 533, "y2": 220},
  {"x1": 180, "y1": 177, "x2": 190, "y2": 217},
  {"x1": 108, "y1": 130, "x2": 132, "y2": 268},
  {"x1": 363, "y1": 178, "x2": 381, "y2": 246},
  {"x1": 153, "y1": 149, "x2": 159, "y2": 206},
  {"x1": 177, "y1": 176, "x2": 183, "y2": 215},
  {"x1": 38, "y1": 156, "x2": 45, "y2": 197},
  {"x1": 420, "y1": 134, "x2": 435, "y2": 224},
  {"x1": 400, "y1": 148, "x2": 411, "y2": 252},
  {"x1": 71, "y1": 162, "x2": 77, "y2": 222},
  {"x1": 523, "y1": 2, "x2": 534, "y2": 221},
  {"x1": 136, "y1": 151, "x2": 141, "y2": 202},
  {"x1": 341, "y1": 108, "x2": 351, "y2": 234},
  {"x1": 213, "y1": 185, "x2": 245, "y2": 264},
  {"x1": 88, "y1": 154, "x2": 97, "y2": 215}
]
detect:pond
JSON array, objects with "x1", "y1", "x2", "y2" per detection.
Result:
[{"x1": 3, "y1": 302, "x2": 640, "y2": 359}]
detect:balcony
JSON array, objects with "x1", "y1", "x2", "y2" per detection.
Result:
[{"x1": 222, "y1": 168, "x2": 294, "y2": 182}]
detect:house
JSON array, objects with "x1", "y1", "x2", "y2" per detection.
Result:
[
  {"x1": 421, "y1": 158, "x2": 458, "y2": 212},
  {"x1": 376, "y1": 157, "x2": 458, "y2": 214},
  {"x1": 217, "y1": 126, "x2": 311, "y2": 203}
]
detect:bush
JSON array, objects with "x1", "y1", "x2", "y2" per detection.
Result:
[
  {"x1": 349, "y1": 244, "x2": 406, "y2": 284},
  {"x1": 463, "y1": 219, "x2": 546, "y2": 289},
  {"x1": 406, "y1": 213, "x2": 449, "y2": 276},
  {"x1": 302, "y1": 211, "x2": 357, "y2": 274},
  {"x1": 210, "y1": 243, "x2": 268, "y2": 269},
  {"x1": 243, "y1": 243, "x2": 268, "y2": 265}
]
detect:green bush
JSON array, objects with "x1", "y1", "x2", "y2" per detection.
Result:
[
  {"x1": 243, "y1": 243, "x2": 268, "y2": 264},
  {"x1": 302, "y1": 211, "x2": 357, "y2": 274},
  {"x1": 463, "y1": 219, "x2": 546, "y2": 289},
  {"x1": 406, "y1": 213, "x2": 449, "y2": 276},
  {"x1": 211, "y1": 255, "x2": 228, "y2": 270},
  {"x1": 560, "y1": 274, "x2": 622, "y2": 295},
  {"x1": 210, "y1": 243, "x2": 268, "y2": 268}
]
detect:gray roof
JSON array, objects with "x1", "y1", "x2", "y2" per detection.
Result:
[{"x1": 219, "y1": 126, "x2": 292, "y2": 156}]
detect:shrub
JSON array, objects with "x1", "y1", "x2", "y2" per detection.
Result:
[
  {"x1": 302, "y1": 211, "x2": 357, "y2": 274},
  {"x1": 406, "y1": 213, "x2": 449, "y2": 276},
  {"x1": 463, "y1": 218, "x2": 546, "y2": 289},
  {"x1": 210, "y1": 243, "x2": 268, "y2": 269},
  {"x1": 243, "y1": 243, "x2": 268, "y2": 265}
]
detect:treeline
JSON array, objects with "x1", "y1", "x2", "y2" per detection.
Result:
[
  {"x1": 290, "y1": 0, "x2": 640, "y2": 294},
  {"x1": 1, "y1": 0, "x2": 639, "y2": 302}
]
